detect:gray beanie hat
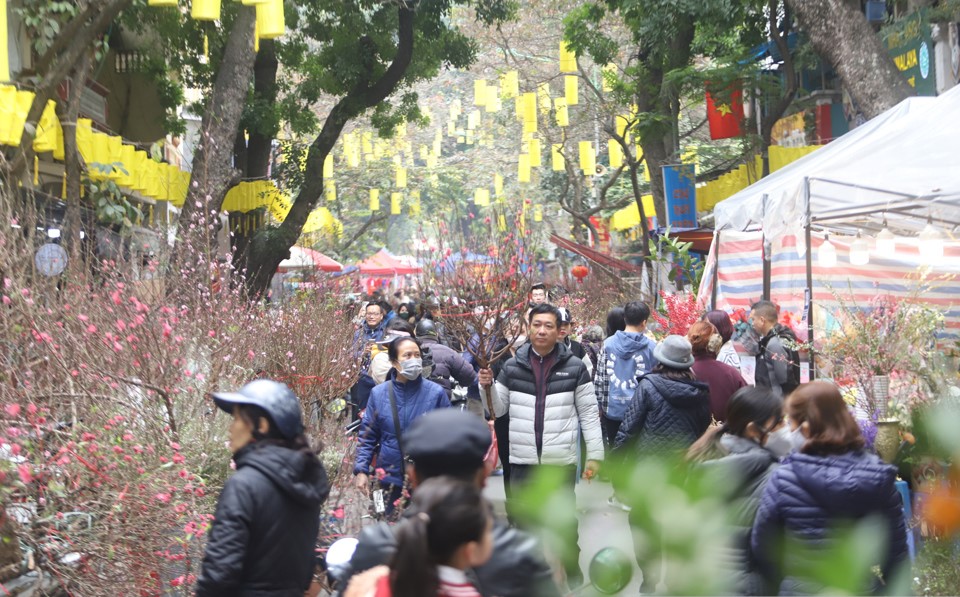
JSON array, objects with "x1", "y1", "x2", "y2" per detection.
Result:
[{"x1": 653, "y1": 335, "x2": 695, "y2": 369}]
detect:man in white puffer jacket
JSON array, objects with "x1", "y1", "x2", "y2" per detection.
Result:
[{"x1": 478, "y1": 302, "x2": 604, "y2": 590}]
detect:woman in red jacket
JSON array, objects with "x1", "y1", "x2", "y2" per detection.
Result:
[{"x1": 688, "y1": 321, "x2": 747, "y2": 421}]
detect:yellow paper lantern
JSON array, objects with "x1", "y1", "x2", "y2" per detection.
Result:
[
  {"x1": 115, "y1": 144, "x2": 136, "y2": 187},
  {"x1": 5, "y1": 88, "x2": 34, "y2": 146},
  {"x1": 369, "y1": 189, "x2": 380, "y2": 211},
  {"x1": 0, "y1": 0, "x2": 9, "y2": 82},
  {"x1": 106, "y1": 136, "x2": 123, "y2": 179},
  {"x1": 537, "y1": 83, "x2": 551, "y2": 114},
  {"x1": 559, "y1": 41, "x2": 577, "y2": 73},
  {"x1": 0, "y1": 85, "x2": 17, "y2": 144},
  {"x1": 396, "y1": 166, "x2": 407, "y2": 188},
  {"x1": 528, "y1": 138, "x2": 541, "y2": 168},
  {"x1": 191, "y1": 0, "x2": 221, "y2": 21},
  {"x1": 391, "y1": 192, "x2": 402, "y2": 215},
  {"x1": 500, "y1": 70, "x2": 519, "y2": 99},
  {"x1": 579, "y1": 141, "x2": 595, "y2": 175},
  {"x1": 609, "y1": 140, "x2": 623, "y2": 169},
  {"x1": 148, "y1": 0, "x2": 178, "y2": 7},
  {"x1": 564, "y1": 76, "x2": 579, "y2": 106},
  {"x1": 518, "y1": 154, "x2": 531, "y2": 183},
  {"x1": 240, "y1": 0, "x2": 269, "y2": 6},
  {"x1": 552, "y1": 144, "x2": 564, "y2": 172},
  {"x1": 325, "y1": 180, "x2": 336, "y2": 202},
  {"x1": 32, "y1": 100, "x2": 59, "y2": 153},
  {"x1": 256, "y1": 0, "x2": 284, "y2": 39},
  {"x1": 474, "y1": 188, "x2": 490, "y2": 206},
  {"x1": 323, "y1": 153, "x2": 333, "y2": 178},
  {"x1": 554, "y1": 98, "x2": 569, "y2": 127},
  {"x1": 474, "y1": 79, "x2": 488, "y2": 107},
  {"x1": 534, "y1": 205, "x2": 543, "y2": 222}
]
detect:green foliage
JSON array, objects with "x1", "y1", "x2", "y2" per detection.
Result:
[
  {"x1": 649, "y1": 227, "x2": 704, "y2": 294},
  {"x1": 85, "y1": 164, "x2": 143, "y2": 232},
  {"x1": 14, "y1": 0, "x2": 77, "y2": 57},
  {"x1": 914, "y1": 537, "x2": 960, "y2": 596}
]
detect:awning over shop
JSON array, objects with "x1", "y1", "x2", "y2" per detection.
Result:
[
  {"x1": 550, "y1": 234, "x2": 644, "y2": 275},
  {"x1": 656, "y1": 227, "x2": 714, "y2": 254}
]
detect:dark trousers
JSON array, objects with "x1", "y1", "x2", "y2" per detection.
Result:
[
  {"x1": 510, "y1": 464, "x2": 582, "y2": 585},
  {"x1": 600, "y1": 413, "x2": 622, "y2": 449},
  {"x1": 494, "y1": 415, "x2": 511, "y2": 497}
]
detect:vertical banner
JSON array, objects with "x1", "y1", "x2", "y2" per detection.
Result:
[{"x1": 662, "y1": 164, "x2": 698, "y2": 230}]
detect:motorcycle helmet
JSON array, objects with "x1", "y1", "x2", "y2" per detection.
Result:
[
  {"x1": 212, "y1": 379, "x2": 304, "y2": 439},
  {"x1": 414, "y1": 318, "x2": 439, "y2": 338}
]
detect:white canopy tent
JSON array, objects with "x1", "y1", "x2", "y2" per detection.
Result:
[
  {"x1": 713, "y1": 85, "x2": 960, "y2": 239},
  {"x1": 702, "y1": 87, "x2": 960, "y2": 374}
]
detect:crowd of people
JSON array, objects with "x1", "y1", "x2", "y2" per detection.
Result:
[{"x1": 193, "y1": 284, "x2": 910, "y2": 597}]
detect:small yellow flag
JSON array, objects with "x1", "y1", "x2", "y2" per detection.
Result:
[
  {"x1": 564, "y1": 76, "x2": 579, "y2": 106},
  {"x1": 325, "y1": 181, "x2": 336, "y2": 202},
  {"x1": 391, "y1": 192, "x2": 403, "y2": 215},
  {"x1": 534, "y1": 204, "x2": 543, "y2": 222},
  {"x1": 500, "y1": 70, "x2": 519, "y2": 99},
  {"x1": 474, "y1": 79, "x2": 488, "y2": 106},
  {"x1": 538, "y1": 83, "x2": 552, "y2": 114},
  {"x1": 498, "y1": 214, "x2": 507, "y2": 231},
  {"x1": 518, "y1": 154, "x2": 531, "y2": 183},
  {"x1": 554, "y1": 98, "x2": 569, "y2": 127},
  {"x1": 552, "y1": 144, "x2": 564, "y2": 172},
  {"x1": 396, "y1": 167, "x2": 407, "y2": 188},
  {"x1": 608, "y1": 140, "x2": 623, "y2": 169},
  {"x1": 323, "y1": 154, "x2": 333, "y2": 178},
  {"x1": 528, "y1": 138, "x2": 542, "y2": 168},
  {"x1": 475, "y1": 188, "x2": 490, "y2": 206},
  {"x1": 559, "y1": 40, "x2": 577, "y2": 73},
  {"x1": 579, "y1": 141, "x2": 595, "y2": 175},
  {"x1": 494, "y1": 174, "x2": 503, "y2": 197},
  {"x1": 369, "y1": 189, "x2": 380, "y2": 211},
  {"x1": 521, "y1": 93, "x2": 536, "y2": 125}
]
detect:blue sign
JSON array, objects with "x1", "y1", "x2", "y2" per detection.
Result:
[{"x1": 662, "y1": 164, "x2": 698, "y2": 230}]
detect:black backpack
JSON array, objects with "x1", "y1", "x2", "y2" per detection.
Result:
[{"x1": 771, "y1": 325, "x2": 802, "y2": 395}]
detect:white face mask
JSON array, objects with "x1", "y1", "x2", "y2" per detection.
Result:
[
  {"x1": 512, "y1": 334, "x2": 527, "y2": 349},
  {"x1": 788, "y1": 426, "x2": 807, "y2": 452},
  {"x1": 399, "y1": 357, "x2": 423, "y2": 380},
  {"x1": 763, "y1": 426, "x2": 795, "y2": 459}
]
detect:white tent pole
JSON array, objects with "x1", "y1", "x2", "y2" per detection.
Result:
[{"x1": 803, "y1": 177, "x2": 816, "y2": 381}]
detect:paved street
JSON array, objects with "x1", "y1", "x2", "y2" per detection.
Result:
[{"x1": 484, "y1": 475, "x2": 645, "y2": 596}]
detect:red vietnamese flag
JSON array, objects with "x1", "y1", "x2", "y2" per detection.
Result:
[{"x1": 706, "y1": 85, "x2": 744, "y2": 140}]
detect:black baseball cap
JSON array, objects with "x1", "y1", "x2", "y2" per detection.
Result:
[{"x1": 404, "y1": 409, "x2": 491, "y2": 475}]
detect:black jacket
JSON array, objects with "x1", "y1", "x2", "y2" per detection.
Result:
[
  {"x1": 613, "y1": 374, "x2": 711, "y2": 455},
  {"x1": 751, "y1": 450, "x2": 908, "y2": 595},
  {"x1": 196, "y1": 444, "x2": 330, "y2": 597},
  {"x1": 420, "y1": 336, "x2": 478, "y2": 398},
  {"x1": 344, "y1": 514, "x2": 561, "y2": 597},
  {"x1": 700, "y1": 435, "x2": 779, "y2": 595}
]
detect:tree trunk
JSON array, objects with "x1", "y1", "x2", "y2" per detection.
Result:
[
  {"x1": 760, "y1": 0, "x2": 799, "y2": 177},
  {"x1": 244, "y1": 5, "x2": 417, "y2": 297},
  {"x1": 176, "y1": 7, "x2": 257, "y2": 250},
  {"x1": 58, "y1": 51, "x2": 95, "y2": 262},
  {"x1": 247, "y1": 40, "x2": 279, "y2": 179},
  {"x1": 786, "y1": 0, "x2": 914, "y2": 118}
]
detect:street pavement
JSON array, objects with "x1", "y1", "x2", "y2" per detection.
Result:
[{"x1": 483, "y1": 475, "x2": 646, "y2": 596}]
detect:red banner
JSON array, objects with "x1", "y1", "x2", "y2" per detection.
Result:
[{"x1": 706, "y1": 86, "x2": 744, "y2": 140}]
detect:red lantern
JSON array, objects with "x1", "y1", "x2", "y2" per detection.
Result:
[{"x1": 571, "y1": 264, "x2": 589, "y2": 282}]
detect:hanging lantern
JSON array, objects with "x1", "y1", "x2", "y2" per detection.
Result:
[
  {"x1": 148, "y1": 0, "x2": 178, "y2": 6},
  {"x1": 875, "y1": 224, "x2": 896, "y2": 259},
  {"x1": 191, "y1": 0, "x2": 221, "y2": 21},
  {"x1": 256, "y1": 0, "x2": 285, "y2": 39},
  {"x1": 849, "y1": 231, "x2": 870, "y2": 265},
  {"x1": 919, "y1": 219, "x2": 944, "y2": 262},
  {"x1": 818, "y1": 233, "x2": 837, "y2": 268},
  {"x1": 571, "y1": 264, "x2": 589, "y2": 282}
]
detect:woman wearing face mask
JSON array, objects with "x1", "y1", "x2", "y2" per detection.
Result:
[
  {"x1": 687, "y1": 387, "x2": 787, "y2": 595},
  {"x1": 354, "y1": 336, "x2": 450, "y2": 516},
  {"x1": 751, "y1": 381, "x2": 908, "y2": 595},
  {"x1": 396, "y1": 302, "x2": 416, "y2": 325}
]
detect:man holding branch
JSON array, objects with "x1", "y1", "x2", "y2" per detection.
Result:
[{"x1": 478, "y1": 302, "x2": 604, "y2": 589}]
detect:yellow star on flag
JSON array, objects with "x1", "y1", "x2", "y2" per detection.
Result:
[{"x1": 716, "y1": 103, "x2": 733, "y2": 117}]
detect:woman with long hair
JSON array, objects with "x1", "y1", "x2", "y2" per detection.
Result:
[
  {"x1": 705, "y1": 310, "x2": 741, "y2": 370},
  {"x1": 197, "y1": 379, "x2": 329, "y2": 596},
  {"x1": 687, "y1": 387, "x2": 788, "y2": 594},
  {"x1": 384, "y1": 477, "x2": 494, "y2": 597},
  {"x1": 751, "y1": 381, "x2": 909, "y2": 595}
]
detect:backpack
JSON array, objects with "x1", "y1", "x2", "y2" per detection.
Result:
[
  {"x1": 768, "y1": 325, "x2": 801, "y2": 395},
  {"x1": 604, "y1": 350, "x2": 651, "y2": 421}
]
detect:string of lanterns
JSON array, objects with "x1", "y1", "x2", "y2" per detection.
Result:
[{"x1": 816, "y1": 218, "x2": 947, "y2": 268}]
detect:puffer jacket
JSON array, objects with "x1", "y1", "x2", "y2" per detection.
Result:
[
  {"x1": 491, "y1": 343, "x2": 604, "y2": 466},
  {"x1": 613, "y1": 374, "x2": 711, "y2": 455},
  {"x1": 353, "y1": 371, "x2": 450, "y2": 486},
  {"x1": 700, "y1": 435, "x2": 779, "y2": 595},
  {"x1": 751, "y1": 450, "x2": 908, "y2": 595},
  {"x1": 196, "y1": 444, "x2": 330, "y2": 597},
  {"x1": 343, "y1": 514, "x2": 561, "y2": 597},
  {"x1": 420, "y1": 336, "x2": 478, "y2": 398}
]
